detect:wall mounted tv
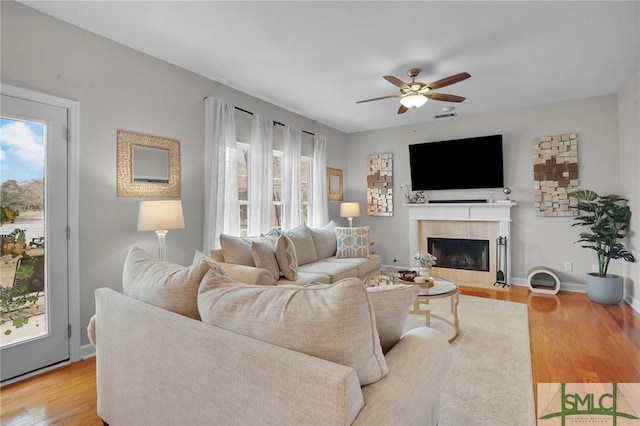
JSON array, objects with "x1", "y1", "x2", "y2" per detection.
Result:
[{"x1": 409, "y1": 134, "x2": 504, "y2": 191}]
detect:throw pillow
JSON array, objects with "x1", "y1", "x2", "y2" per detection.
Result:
[
  {"x1": 335, "y1": 226, "x2": 371, "y2": 259},
  {"x1": 194, "y1": 250, "x2": 230, "y2": 279},
  {"x1": 122, "y1": 245, "x2": 212, "y2": 320},
  {"x1": 197, "y1": 275, "x2": 388, "y2": 385},
  {"x1": 251, "y1": 238, "x2": 280, "y2": 283},
  {"x1": 367, "y1": 285, "x2": 421, "y2": 353},
  {"x1": 310, "y1": 220, "x2": 338, "y2": 259},
  {"x1": 284, "y1": 223, "x2": 318, "y2": 265},
  {"x1": 219, "y1": 234, "x2": 256, "y2": 266},
  {"x1": 262, "y1": 228, "x2": 281, "y2": 246},
  {"x1": 274, "y1": 234, "x2": 298, "y2": 280}
]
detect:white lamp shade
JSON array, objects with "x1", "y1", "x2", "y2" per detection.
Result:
[
  {"x1": 340, "y1": 202, "x2": 361, "y2": 218},
  {"x1": 400, "y1": 94, "x2": 428, "y2": 108},
  {"x1": 137, "y1": 200, "x2": 185, "y2": 231}
]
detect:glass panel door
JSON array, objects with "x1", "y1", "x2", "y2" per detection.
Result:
[{"x1": 0, "y1": 93, "x2": 69, "y2": 382}]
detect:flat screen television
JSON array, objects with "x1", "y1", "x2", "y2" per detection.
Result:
[{"x1": 409, "y1": 135, "x2": 504, "y2": 191}]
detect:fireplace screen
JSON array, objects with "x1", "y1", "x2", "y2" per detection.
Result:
[{"x1": 428, "y1": 237, "x2": 490, "y2": 272}]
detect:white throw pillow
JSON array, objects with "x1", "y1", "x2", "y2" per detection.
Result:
[
  {"x1": 197, "y1": 275, "x2": 389, "y2": 385},
  {"x1": 310, "y1": 220, "x2": 338, "y2": 259},
  {"x1": 251, "y1": 239, "x2": 280, "y2": 283},
  {"x1": 274, "y1": 234, "x2": 298, "y2": 280},
  {"x1": 122, "y1": 246, "x2": 217, "y2": 320},
  {"x1": 335, "y1": 226, "x2": 371, "y2": 259},
  {"x1": 219, "y1": 234, "x2": 257, "y2": 266},
  {"x1": 284, "y1": 223, "x2": 318, "y2": 265},
  {"x1": 367, "y1": 285, "x2": 420, "y2": 353}
]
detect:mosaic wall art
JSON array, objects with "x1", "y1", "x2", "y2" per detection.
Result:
[
  {"x1": 367, "y1": 153, "x2": 393, "y2": 216},
  {"x1": 533, "y1": 133, "x2": 579, "y2": 217}
]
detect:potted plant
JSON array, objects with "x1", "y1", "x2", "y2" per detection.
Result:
[
  {"x1": 412, "y1": 251, "x2": 437, "y2": 277},
  {"x1": 570, "y1": 189, "x2": 636, "y2": 304}
]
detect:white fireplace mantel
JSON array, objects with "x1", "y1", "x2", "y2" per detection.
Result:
[{"x1": 406, "y1": 201, "x2": 517, "y2": 285}]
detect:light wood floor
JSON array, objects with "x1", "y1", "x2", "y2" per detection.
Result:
[{"x1": 1, "y1": 286, "x2": 639, "y2": 425}]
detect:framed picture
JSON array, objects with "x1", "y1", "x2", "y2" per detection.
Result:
[{"x1": 327, "y1": 167, "x2": 343, "y2": 201}]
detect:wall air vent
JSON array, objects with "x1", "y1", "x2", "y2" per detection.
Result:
[{"x1": 434, "y1": 112, "x2": 458, "y2": 119}]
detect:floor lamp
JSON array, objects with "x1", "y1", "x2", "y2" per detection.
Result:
[
  {"x1": 137, "y1": 200, "x2": 185, "y2": 260},
  {"x1": 340, "y1": 202, "x2": 361, "y2": 228}
]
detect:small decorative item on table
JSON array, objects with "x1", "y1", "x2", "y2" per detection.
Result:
[
  {"x1": 397, "y1": 270, "x2": 417, "y2": 282},
  {"x1": 411, "y1": 251, "x2": 437, "y2": 277},
  {"x1": 414, "y1": 276, "x2": 435, "y2": 289}
]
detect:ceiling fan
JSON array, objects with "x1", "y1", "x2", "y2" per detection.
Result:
[{"x1": 356, "y1": 68, "x2": 471, "y2": 114}]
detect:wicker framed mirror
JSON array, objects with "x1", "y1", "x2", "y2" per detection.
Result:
[{"x1": 116, "y1": 129, "x2": 181, "y2": 198}]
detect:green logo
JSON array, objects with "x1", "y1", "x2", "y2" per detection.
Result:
[{"x1": 539, "y1": 383, "x2": 639, "y2": 425}]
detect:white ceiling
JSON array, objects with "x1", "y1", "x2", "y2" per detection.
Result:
[{"x1": 20, "y1": 1, "x2": 640, "y2": 134}]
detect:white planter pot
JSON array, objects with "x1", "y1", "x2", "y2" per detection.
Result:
[{"x1": 585, "y1": 272, "x2": 624, "y2": 305}]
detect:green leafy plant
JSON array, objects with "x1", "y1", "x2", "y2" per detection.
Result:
[
  {"x1": 0, "y1": 284, "x2": 40, "y2": 334},
  {"x1": 570, "y1": 189, "x2": 636, "y2": 277}
]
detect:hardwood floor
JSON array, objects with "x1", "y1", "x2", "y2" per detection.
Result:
[{"x1": 1, "y1": 286, "x2": 639, "y2": 425}]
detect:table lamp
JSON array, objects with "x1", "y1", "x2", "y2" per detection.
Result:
[
  {"x1": 137, "y1": 200, "x2": 185, "y2": 260},
  {"x1": 340, "y1": 202, "x2": 361, "y2": 228}
]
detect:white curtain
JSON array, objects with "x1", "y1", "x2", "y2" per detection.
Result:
[
  {"x1": 310, "y1": 134, "x2": 328, "y2": 227},
  {"x1": 248, "y1": 114, "x2": 273, "y2": 235},
  {"x1": 282, "y1": 125, "x2": 302, "y2": 229},
  {"x1": 203, "y1": 97, "x2": 238, "y2": 252}
]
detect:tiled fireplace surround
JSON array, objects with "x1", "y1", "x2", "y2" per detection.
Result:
[{"x1": 407, "y1": 202, "x2": 516, "y2": 287}]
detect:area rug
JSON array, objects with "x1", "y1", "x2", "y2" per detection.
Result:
[{"x1": 405, "y1": 294, "x2": 536, "y2": 426}]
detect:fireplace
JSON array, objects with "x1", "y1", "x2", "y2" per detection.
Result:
[
  {"x1": 428, "y1": 238, "x2": 490, "y2": 272},
  {"x1": 406, "y1": 202, "x2": 516, "y2": 288}
]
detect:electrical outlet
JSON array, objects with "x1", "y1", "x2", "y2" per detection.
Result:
[{"x1": 564, "y1": 262, "x2": 572, "y2": 272}]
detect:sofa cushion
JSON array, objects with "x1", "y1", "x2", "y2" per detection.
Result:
[
  {"x1": 276, "y1": 271, "x2": 331, "y2": 286},
  {"x1": 335, "y1": 226, "x2": 371, "y2": 259},
  {"x1": 367, "y1": 285, "x2": 420, "y2": 353},
  {"x1": 297, "y1": 261, "x2": 359, "y2": 283},
  {"x1": 274, "y1": 234, "x2": 298, "y2": 280},
  {"x1": 310, "y1": 220, "x2": 337, "y2": 259},
  {"x1": 284, "y1": 223, "x2": 318, "y2": 265},
  {"x1": 122, "y1": 246, "x2": 218, "y2": 320},
  {"x1": 250, "y1": 239, "x2": 280, "y2": 283},
  {"x1": 325, "y1": 254, "x2": 382, "y2": 279},
  {"x1": 197, "y1": 274, "x2": 388, "y2": 385}
]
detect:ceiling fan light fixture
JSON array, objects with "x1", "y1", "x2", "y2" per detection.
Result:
[{"x1": 400, "y1": 94, "x2": 428, "y2": 108}]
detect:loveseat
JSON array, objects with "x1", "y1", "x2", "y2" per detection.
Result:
[
  {"x1": 210, "y1": 222, "x2": 383, "y2": 286},
  {"x1": 91, "y1": 246, "x2": 452, "y2": 426}
]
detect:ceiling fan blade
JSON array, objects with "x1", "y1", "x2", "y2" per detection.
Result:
[
  {"x1": 425, "y1": 93, "x2": 466, "y2": 103},
  {"x1": 384, "y1": 75, "x2": 410, "y2": 90},
  {"x1": 427, "y1": 72, "x2": 471, "y2": 90},
  {"x1": 397, "y1": 105, "x2": 409, "y2": 114},
  {"x1": 356, "y1": 94, "x2": 400, "y2": 104}
]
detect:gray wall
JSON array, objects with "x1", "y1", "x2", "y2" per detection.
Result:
[
  {"x1": 345, "y1": 94, "x2": 624, "y2": 289},
  {"x1": 1, "y1": 1, "x2": 348, "y2": 346},
  {"x1": 619, "y1": 71, "x2": 640, "y2": 310}
]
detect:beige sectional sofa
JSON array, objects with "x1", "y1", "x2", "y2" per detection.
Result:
[
  {"x1": 210, "y1": 222, "x2": 383, "y2": 286},
  {"x1": 91, "y1": 245, "x2": 452, "y2": 425}
]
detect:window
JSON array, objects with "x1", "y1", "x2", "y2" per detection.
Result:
[
  {"x1": 236, "y1": 143, "x2": 249, "y2": 237},
  {"x1": 300, "y1": 156, "x2": 311, "y2": 225},
  {"x1": 272, "y1": 152, "x2": 283, "y2": 229},
  {"x1": 236, "y1": 143, "x2": 312, "y2": 234}
]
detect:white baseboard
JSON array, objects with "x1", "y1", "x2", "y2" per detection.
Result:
[{"x1": 81, "y1": 343, "x2": 96, "y2": 359}]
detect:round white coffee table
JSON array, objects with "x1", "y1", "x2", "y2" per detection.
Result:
[{"x1": 405, "y1": 277, "x2": 460, "y2": 342}]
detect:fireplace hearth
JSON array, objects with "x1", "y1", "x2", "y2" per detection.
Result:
[{"x1": 428, "y1": 237, "x2": 489, "y2": 272}]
